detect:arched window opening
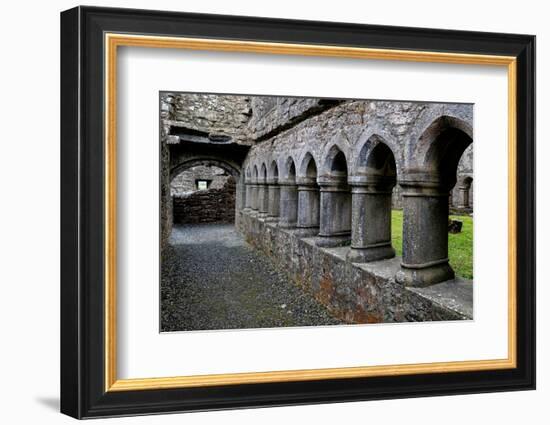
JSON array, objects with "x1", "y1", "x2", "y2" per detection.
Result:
[
  {"x1": 348, "y1": 140, "x2": 397, "y2": 262},
  {"x1": 296, "y1": 153, "x2": 321, "y2": 236},
  {"x1": 243, "y1": 166, "x2": 252, "y2": 212},
  {"x1": 258, "y1": 163, "x2": 269, "y2": 218},
  {"x1": 317, "y1": 146, "x2": 352, "y2": 247},
  {"x1": 457, "y1": 176, "x2": 474, "y2": 210},
  {"x1": 251, "y1": 165, "x2": 259, "y2": 213},
  {"x1": 278, "y1": 157, "x2": 299, "y2": 228},
  {"x1": 397, "y1": 117, "x2": 473, "y2": 287}
]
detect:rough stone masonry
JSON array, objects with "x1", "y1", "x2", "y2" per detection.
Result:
[{"x1": 161, "y1": 93, "x2": 474, "y2": 324}]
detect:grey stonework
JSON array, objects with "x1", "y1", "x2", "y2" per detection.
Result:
[
  {"x1": 246, "y1": 96, "x2": 340, "y2": 141},
  {"x1": 243, "y1": 100, "x2": 473, "y2": 288},
  {"x1": 451, "y1": 145, "x2": 474, "y2": 211},
  {"x1": 241, "y1": 216, "x2": 471, "y2": 323},
  {"x1": 173, "y1": 177, "x2": 236, "y2": 225},
  {"x1": 171, "y1": 165, "x2": 231, "y2": 196},
  {"x1": 160, "y1": 128, "x2": 172, "y2": 249},
  {"x1": 161, "y1": 93, "x2": 473, "y2": 324},
  {"x1": 162, "y1": 93, "x2": 252, "y2": 144}
]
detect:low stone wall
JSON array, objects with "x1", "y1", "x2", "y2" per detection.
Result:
[
  {"x1": 173, "y1": 180, "x2": 236, "y2": 224},
  {"x1": 240, "y1": 213, "x2": 472, "y2": 323}
]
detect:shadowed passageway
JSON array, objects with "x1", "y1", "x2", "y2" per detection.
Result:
[{"x1": 161, "y1": 224, "x2": 342, "y2": 331}]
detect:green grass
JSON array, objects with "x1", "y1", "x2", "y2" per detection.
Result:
[{"x1": 391, "y1": 210, "x2": 473, "y2": 280}]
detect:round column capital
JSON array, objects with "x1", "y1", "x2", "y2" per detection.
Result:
[
  {"x1": 278, "y1": 179, "x2": 297, "y2": 187},
  {"x1": 317, "y1": 175, "x2": 348, "y2": 190},
  {"x1": 296, "y1": 176, "x2": 318, "y2": 186}
]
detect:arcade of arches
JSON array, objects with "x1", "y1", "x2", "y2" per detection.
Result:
[{"x1": 161, "y1": 94, "x2": 473, "y2": 326}]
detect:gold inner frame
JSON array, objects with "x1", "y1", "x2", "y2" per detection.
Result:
[{"x1": 104, "y1": 33, "x2": 517, "y2": 392}]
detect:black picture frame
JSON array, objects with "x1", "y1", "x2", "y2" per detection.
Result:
[{"x1": 60, "y1": 5, "x2": 535, "y2": 419}]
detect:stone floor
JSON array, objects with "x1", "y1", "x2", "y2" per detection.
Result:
[{"x1": 160, "y1": 223, "x2": 343, "y2": 332}]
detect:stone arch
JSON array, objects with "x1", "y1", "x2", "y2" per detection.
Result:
[
  {"x1": 242, "y1": 165, "x2": 253, "y2": 211},
  {"x1": 321, "y1": 142, "x2": 351, "y2": 178},
  {"x1": 283, "y1": 156, "x2": 297, "y2": 182},
  {"x1": 278, "y1": 156, "x2": 299, "y2": 228},
  {"x1": 299, "y1": 152, "x2": 318, "y2": 180},
  {"x1": 353, "y1": 129, "x2": 401, "y2": 176},
  {"x1": 257, "y1": 163, "x2": 269, "y2": 217},
  {"x1": 259, "y1": 163, "x2": 267, "y2": 182},
  {"x1": 170, "y1": 157, "x2": 240, "y2": 182},
  {"x1": 170, "y1": 158, "x2": 238, "y2": 225},
  {"x1": 396, "y1": 115, "x2": 473, "y2": 287},
  {"x1": 322, "y1": 145, "x2": 349, "y2": 181},
  {"x1": 459, "y1": 175, "x2": 473, "y2": 188},
  {"x1": 248, "y1": 164, "x2": 259, "y2": 213},
  {"x1": 356, "y1": 136, "x2": 397, "y2": 180},
  {"x1": 456, "y1": 175, "x2": 473, "y2": 209},
  {"x1": 347, "y1": 137, "x2": 398, "y2": 263},
  {"x1": 413, "y1": 115, "x2": 473, "y2": 189},
  {"x1": 266, "y1": 160, "x2": 281, "y2": 221},
  {"x1": 268, "y1": 160, "x2": 279, "y2": 181},
  {"x1": 317, "y1": 144, "x2": 352, "y2": 247},
  {"x1": 252, "y1": 164, "x2": 258, "y2": 181},
  {"x1": 296, "y1": 152, "x2": 321, "y2": 236}
]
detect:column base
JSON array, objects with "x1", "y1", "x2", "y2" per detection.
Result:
[
  {"x1": 315, "y1": 234, "x2": 351, "y2": 248},
  {"x1": 347, "y1": 244, "x2": 395, "y2": 263},
  {"x1": 295, "y1": 227, "x2": 319, "y2": 237},
  {"x1": 258, "y1": 211, "x2": 268, "y2": 219},
  {"x1": 395, "y1": 261, "x2": 455, "y2": 287}
]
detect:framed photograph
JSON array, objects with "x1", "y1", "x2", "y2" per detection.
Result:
[{"x1": 60, "y1": 6, "x2": 535, "y2": 419}]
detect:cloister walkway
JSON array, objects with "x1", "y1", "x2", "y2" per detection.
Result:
[{"x1": 161, "y1": 223, "x2": 343, "y2": 332}]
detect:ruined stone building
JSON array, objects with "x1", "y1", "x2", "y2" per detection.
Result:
[{"x1": 161, "y1": 93, "x2": 473, "y2": 324}]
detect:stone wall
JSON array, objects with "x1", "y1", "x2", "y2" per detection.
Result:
[
  {"x1": 246, "y1": 97, "x2": 339, "y2": 141},
  {"x1": 160, "y1": 113, "x2": 172, "y2": 248},
  {"x1": 244, "y1": 100, "x2": 472, "y2": 180},
  {"x1": 161, "y1": 93, "x2": 252, "y2": 144},
  {"x1": 173, "y1": 178, "x2": 236, "y2": 224},
  {"x1": 171, "y1": 165, "x2": 231, "y2": 196},
  {"x1": 160, "y1": 93, "x2": 474, "y2": 319},
  {"x1": 241, "y1": 214, "x2": 471, "y2": 323},
  {"x1": 244, "y1": 100, "x2": 473, "y2": 211},
  {"x1": 242, "y1": 99, "x2": 474, "y2": 289}
]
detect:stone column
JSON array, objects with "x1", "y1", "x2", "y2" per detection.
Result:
[
  {"x1": 457, "y1": 186, "x2": 470, "y2": 209},
  {"x1": 235, "y1": 180, "x2": 246, "y2": 228},
  {"x1": 395, "y1": 176, "x2": 454, "y2": 287},
  {"x1": 236, "y1": 181, "x2": 247, "y2": 210},
  {"x1": 266, "y1": 178, "x2": 280, "y2": 222},
  {"x1": 257, "y1": 180, "x2": 269, "y2": 219},
  {"x1": 244, "y1": 181, "x2": 252, "y2": 213},
  {"x1": 347, "y1": 176, "x2": 396, "y2": 263},
  {"x1": 296, "y1": 177, "x2": 320, "y2": 236},
  {"x1": 278, "y1": 180, "x2": 298, "y2": 228},
  {"x1": 316, "y1": 176, "x2": 351, "y2": 247},
  {"x1": 250, "y1": 180, "x2": 259, "y2": 215}
]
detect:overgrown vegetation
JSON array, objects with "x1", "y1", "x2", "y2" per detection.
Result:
[{"x1": 391, "y1": 210, "x2": 473, "y2": 280}]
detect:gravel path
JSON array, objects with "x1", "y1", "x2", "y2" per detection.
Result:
[{"x1": 161, "y1": 224, "x2": 342, "y2": 332}]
